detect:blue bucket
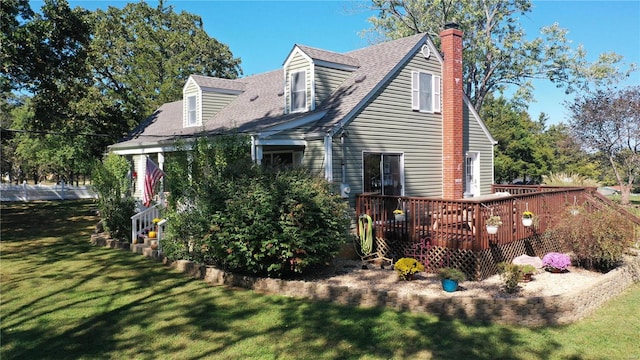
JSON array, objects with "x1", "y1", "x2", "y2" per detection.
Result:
[{"x1": 441, "y1": 279, "x2": 459, "y2": 292}]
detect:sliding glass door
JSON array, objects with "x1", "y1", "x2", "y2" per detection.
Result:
[{"x1": 363, "y1": 153, "x2": 403, "y2": 196}]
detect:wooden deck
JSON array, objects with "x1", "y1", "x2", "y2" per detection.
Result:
[
  {"x1": 355, "y1": 186, "x2": 613, "y2": 256},
  {"x1": 355, "y1": 185, "x2": 640, "y2": 279}
]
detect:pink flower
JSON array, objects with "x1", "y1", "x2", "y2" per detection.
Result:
[{"x1": 542, "y1": 252, "x2": 571, "y2": 271}]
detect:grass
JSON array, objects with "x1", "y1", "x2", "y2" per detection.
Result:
[{"x1": 2, "y1": 200, "x2": 639, "y2": 359}]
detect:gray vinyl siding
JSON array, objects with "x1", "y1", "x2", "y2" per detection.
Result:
[
  {"x1": 302, "y1": 139, "x2": 326, "y2": 178},
  {"x1": 201, "y1": 92, "x2": 237, "y2": 120},
  {"x1": 465, "y1": 105, "x2": 494, "y2": 195},
  {"x1": 315, "y1": 66, "x2": 352, "y2": 107},
  {"x1": 337, "y1": 50, "x2": 444, "y2": 201},
  {"x1": 184, "y1": 80, "x2": 199, "y2": 95},
  {"x1": 285, "y1": 53, "x2": 311, "y2": 113}
]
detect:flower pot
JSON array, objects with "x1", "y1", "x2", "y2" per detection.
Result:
[
  {"x1": 486, "y1": 225, "x2": 498, "y2": 234},
  {"x1": 395, "y1": 214, "x2": 405, "y2": 222},
  {"x1": 522, "y1": 217, "x2": 533, "y2": 227},
  {"x1": 441, "y1": 278, "x2": 459, "y2": 292},
  {"x1": 521, "y1": 273, "x2": 534, "y2": 282}
]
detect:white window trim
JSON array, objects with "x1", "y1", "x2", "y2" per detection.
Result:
[
  {"x1": 290, "y1": 70, "x2": 307, "y2": 113},
  {"x1": 361, "y1": 152, "x2": 405, "y2": 196},
  {"x1": 324, "y1": 135, "x2": 332, "y2": 182},
  {"x1": 465, "y1": 151, "x2": 480, "y2": 197},
  {"x1": 411, "y1": 71, "x2": 441, "y2": 113},
  {"x1": 186, "y1": 95, "x2": 198, "y2": 126}
]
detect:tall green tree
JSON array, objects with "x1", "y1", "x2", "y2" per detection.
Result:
[
  {"x1": 481, "y1": 96, "x2": 543, "y2": 183},
  {"x1": 3, "y1": 98, "x2": 93, "y2": 184},
  {"x1": 89, "y1": 0, "x2": 242, "y2": 127},
  {"x1": 479, "y1": 95, "x2": 594, "y2": 184},
  {"x1": 1, "y1": 0, "x2": 98, "y2": 182},
  {"x1": 545, "y1": 123, "x2": 600, "y2": 179},
  {"x1": 1, "y1": 0, "x2": 34, "y2": 93},
  {"x1": 4, "y1": 0, "x2": 92, "y2": 130},
  {"x1": 0, "y1": 94, "x2": 19, "y2": 183},
  {"x1": 568, "y1": 86, "x2": 640, "y2": 205},
  {"x1": 363, "y1": 0, "x2": 633, "y2": 112},
  {"x1": 2, "y1": 0, "x2": 242, "y2": 182}
]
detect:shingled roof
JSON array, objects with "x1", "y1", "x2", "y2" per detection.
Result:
[
  {"x1": 189, "y1": 74, "x2": 246, "y2": 92},
  {"x1": 111, "y1": 32, "x2": 432, "y2": 150},
  {"x1": 295, "y1": 45, "x2": 360, "y2": 68}
]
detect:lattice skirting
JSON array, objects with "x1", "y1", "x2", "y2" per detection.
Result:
[
  {"x1": 474, "y1": 234, "x2": 561, "y2": 279},
  {"x1": 356, "y1": 230, "x2": 564, "y2": 280},
  {"x1": 399, "y1": 233, "x2": 563, "y2": 280}
]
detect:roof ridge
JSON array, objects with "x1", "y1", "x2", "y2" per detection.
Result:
[
  {"x1": 294, "y1": 44, "x2": 360, "y2": 67},
  {"x1": 345, "y1": 32, "x2": 428, "y2": 56},
  {"x1": 112, "y1": 32, "x2": 436, "y2": 149}
]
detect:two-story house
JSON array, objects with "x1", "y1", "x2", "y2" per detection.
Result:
[{"x1": 109, "y1": 23, "x2": 496, "y2": 207}]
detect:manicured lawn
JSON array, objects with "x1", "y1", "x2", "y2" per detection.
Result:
[{"x1": 1, "y1": 200, "x2": 639, "y2": 359}]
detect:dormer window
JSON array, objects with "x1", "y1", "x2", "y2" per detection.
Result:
[
  {"x1": 290, "y1": 70, "x2": 307, "y2": 112},
  {"x1": 187, "y1": 95, "x2": 197, "y2": 126},
  {"x1": 411, "y1": 71, "x2": 441, "y2": 113}
]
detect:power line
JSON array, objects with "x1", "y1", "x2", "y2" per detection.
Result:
[{"x1": 1, "y1": 128, "x2": 113, "y2": 138}]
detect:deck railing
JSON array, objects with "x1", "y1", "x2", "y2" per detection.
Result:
[
  {"x1": 355, "y1": 186, "x2": 596, "y2": 253},
  {"x1": 130, "y1": 205, "x2": 159, "y2": 243}
]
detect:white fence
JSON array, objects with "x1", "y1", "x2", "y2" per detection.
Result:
[{"x1": 0, "y1": 182, "x2": 98, "y2": 202}]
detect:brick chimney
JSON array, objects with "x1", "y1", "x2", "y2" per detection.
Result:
[{"x1": 440, "y1": 22, "x2": 464, "y2": 199}]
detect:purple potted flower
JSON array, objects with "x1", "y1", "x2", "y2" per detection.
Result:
[{"x1": 542, "y1": 252, "x2": 571, "y2": 273}]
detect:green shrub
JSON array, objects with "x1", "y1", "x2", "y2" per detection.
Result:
[
  {"x1": 437, "y1": 267, "x2": 466, "y2": 282},
  {"x1": 549, "y1": 206, "x2": 634, "y2": 272},
  {"x1": 204, "y1": 169, "x2": 350, "y2": 277},
  {"x1": 163, "y1": 135, "x2": 255, "y2": 263},
  {"x1": 520, "y1": 264, "x2": 536, "y2": 274},
  {"x1": 497, "y1": 262, "x2": 522, "y2": 294},
  {"x1": 162, "y1": 136, "x2": 350, "y2": 278},
  {"x1": 91, "y1": 154, "x2": 135, "y2": 241},
  {"x1": 98, "y1": 197, "x2": 135, "y2": 241},
  {"x1": 162, "y1": 198, "x2": 212, "y2": 262}
]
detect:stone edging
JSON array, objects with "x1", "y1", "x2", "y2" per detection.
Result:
[{"x1": 90, "y1": 233, "x2": 640, "y2": 327}]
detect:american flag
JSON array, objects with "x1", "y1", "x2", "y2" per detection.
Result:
[{"x1": 143, "y1": 157, "x2": 165, "y2": 207}]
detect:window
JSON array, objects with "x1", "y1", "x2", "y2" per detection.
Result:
[
  {"x1": 263, "y1": 151, "x2": 303, "y2": 168},
  {"x1": 363, "y1": 153, "x2": 403, "y2": 196},
  {"x1": 290, "y1": 70, "x2": 306, "y2": 112},
  {"x1": 411, "y1": 71, "x2": 441, "y2": 113},
  {"x1": 187, "y1": 95, "x2": 197, "y2": 126}
]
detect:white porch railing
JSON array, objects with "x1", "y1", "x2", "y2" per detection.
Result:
[
  {"x1": 156, "y1": 219, "x2": 168, "y2": 252},
  {"x1": 131, "y1": 205, "x2": 159, "y2": 243}
]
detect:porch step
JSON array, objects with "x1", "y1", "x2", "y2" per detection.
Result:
[
  {"x1": 130, "y1": 235, "x2": 160, "y2": 256},
  {"x1": 133, "y1": 234, "x2": 158, "y2": 246},
  {"x1": 130, "y1": 242, "x2": 162, "y2": 259},
  {"x1": 142, "y1": 247, "x2": 162, "y2": 258}
]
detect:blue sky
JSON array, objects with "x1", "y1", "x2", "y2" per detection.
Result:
[{"x1": 36, "y1": 0, "x2": 640, "y2": 125}]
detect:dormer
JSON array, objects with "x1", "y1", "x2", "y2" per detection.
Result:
[
  {"x1": 182, "y1": 75, "x2": 245, "y2": 128},
  {"x1": 283, "y1": 45, "x2": 359, "y2": 114}
]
